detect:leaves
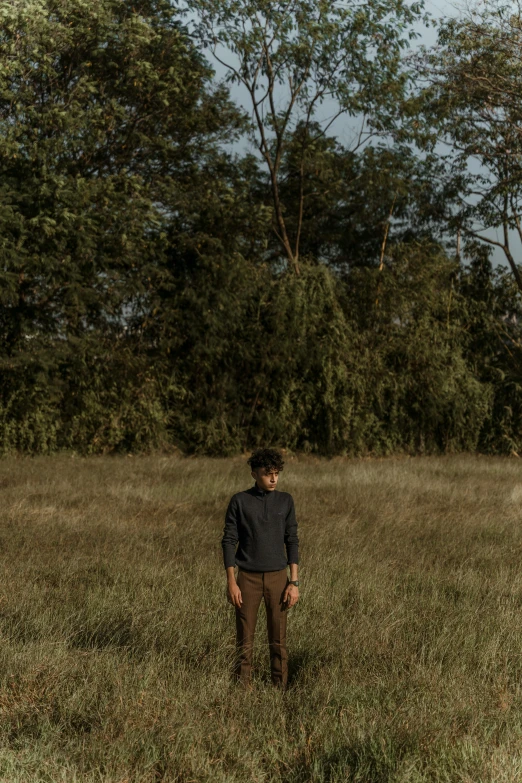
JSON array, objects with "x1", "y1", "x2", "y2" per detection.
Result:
[
  {"x1": 2, "y1": 0, "x2": 522, "y2": 456},
  {"x1": 185, "y1": 0, "x2": 425, "y2": 271},
  {"x1": 414, "y1": 1, "x2": 522, "y2": 290}
]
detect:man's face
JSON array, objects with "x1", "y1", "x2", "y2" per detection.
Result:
[{"x1": 252, "y1": 467, "x2": 279, "y2": 491}]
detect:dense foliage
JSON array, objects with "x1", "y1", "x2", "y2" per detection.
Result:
[{"x1": 1, "y1": 0, "x2": 522, "y2": 455}]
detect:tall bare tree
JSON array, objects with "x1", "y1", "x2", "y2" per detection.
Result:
[{"x1": 187, "y1": 0, "x2": 427, "y2": 274}]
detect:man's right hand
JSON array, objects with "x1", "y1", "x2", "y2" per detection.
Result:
[{"x1": 227, "y1": 581, "x2": 243, "y2": 608}]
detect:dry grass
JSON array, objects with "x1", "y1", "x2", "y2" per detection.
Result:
[{"x1": 1, "y1": 454, "x2": 522, "y2": 782}]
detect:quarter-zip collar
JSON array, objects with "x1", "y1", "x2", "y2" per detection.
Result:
[{"x1": 252, "y1": 483, "x2": 272, "y2": 497}]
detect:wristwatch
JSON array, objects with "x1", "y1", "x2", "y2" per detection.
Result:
[{"x1": 288, "y1": 580, "x2": 299, "y2": 587}]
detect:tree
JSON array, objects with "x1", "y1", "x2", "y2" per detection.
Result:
[
  {"x1": 186, "y1": 0, "x2": 427, "y2": 274},
  {"x1": 0, "y1": 0, "x2": 243, "y2": 452},
  {"x1": 252, "y1": 126, "x2": 450, "y2": 270},
  {"x1": 416, "y1": 2, "x2": 522, "y2": 292}
]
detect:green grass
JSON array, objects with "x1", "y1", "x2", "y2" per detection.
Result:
[{"x1": 1, "y1": 454, "x2": 522, "y2": 781}]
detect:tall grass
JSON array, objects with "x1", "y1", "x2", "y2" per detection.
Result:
[{"x1": 1, "y1": 454, "x2": 522, "y2": 781}]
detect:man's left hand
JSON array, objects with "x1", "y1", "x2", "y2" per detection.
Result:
[{"x1": 282, "y1": 584, "x2": 299, "y2": 609}]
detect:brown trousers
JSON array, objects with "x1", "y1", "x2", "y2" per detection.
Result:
[{"x1": 234, "y1": 568, "x2": 288, "y2": 688}]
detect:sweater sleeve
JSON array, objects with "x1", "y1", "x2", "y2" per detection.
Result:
[
  {"x1": 222, "y1": 495, "x2": 239, "y2": 569},
  {"x1": 284, "y1": 496, "x2": 299, "y2": 565}
]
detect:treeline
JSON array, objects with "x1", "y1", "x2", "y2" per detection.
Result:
[{"x1": 2, "y1": 0, "x2": 522, "y2": 456}]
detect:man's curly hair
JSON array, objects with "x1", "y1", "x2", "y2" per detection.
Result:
[{"x1": 247, "y1": 448, "x2": 284, "y2": 472}]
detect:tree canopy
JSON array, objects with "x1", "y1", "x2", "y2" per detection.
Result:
[
  {"x1": 185, "y1": 0, "x2": 426, "y2": 273},
  {"x1": 415, "y1": 1, "x2": 522, "y2": 291},
  {"x1": 1, "y1": 0, "x2": 522, "y2": 456}
]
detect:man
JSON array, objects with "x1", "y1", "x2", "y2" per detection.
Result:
[{"x1": 222, "y1": 448, "x2": 299, "y2": 690}]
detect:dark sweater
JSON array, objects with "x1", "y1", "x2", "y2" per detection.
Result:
[{"x1": 222, "y1": 485, "x2": 299, "y2": 572}]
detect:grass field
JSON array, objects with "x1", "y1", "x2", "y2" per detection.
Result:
[{"x1": 1, "y1": 454, "x2": 522, "y2": 782}]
